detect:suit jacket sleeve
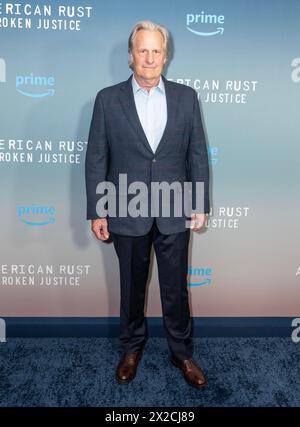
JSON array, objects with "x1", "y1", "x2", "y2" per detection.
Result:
[
  {"x1": 187, "y1": 91, "x2": 210, "y2": 214},
  {"x1": 85, "y1": 91, "x2": 109, "y2": 220}
]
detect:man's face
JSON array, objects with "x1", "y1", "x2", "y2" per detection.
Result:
[{"x1": 131, "y1": 29, "x2": 166, "y2": 83}]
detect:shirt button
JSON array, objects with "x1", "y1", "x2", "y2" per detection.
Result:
[{"x1": 152, "y1": 158, "x2": 156, "y2": 162}]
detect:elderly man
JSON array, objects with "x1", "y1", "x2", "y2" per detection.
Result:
[{"x1": 85, "y1": 20, "x2": 210, "y2": 389}]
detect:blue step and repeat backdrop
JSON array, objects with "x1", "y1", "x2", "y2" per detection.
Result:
[{"x1": 0, "y1": 0, "x2": 299, "y2": 318}]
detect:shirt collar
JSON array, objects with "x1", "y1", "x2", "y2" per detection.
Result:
[{"x1": 132, "y1": 74, "x2": 165, "y2": 94}]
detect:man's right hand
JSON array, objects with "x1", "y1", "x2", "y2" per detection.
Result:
[{"x1": 91, "y1": 218, "x2": 110, "y2": 241}]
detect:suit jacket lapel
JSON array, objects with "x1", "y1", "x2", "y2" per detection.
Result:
[
  {"x1": 154, "y1": 74, "x2": 177, "y2": 156},
  {"x1": 118, "y1": 75, "x2": 153, "y2": 154}
]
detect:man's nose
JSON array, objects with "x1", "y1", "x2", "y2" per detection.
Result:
[{"x1": 145, "y1": 52, "x2": 154, "y2": 63}]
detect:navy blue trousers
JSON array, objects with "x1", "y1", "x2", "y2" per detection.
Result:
[{"x1": 111, "y1": 219, "x2": 192, "y2": 360}]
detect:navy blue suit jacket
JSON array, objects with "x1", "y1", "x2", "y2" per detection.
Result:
[{"x1": 85, "y1": 74, "x2": 210, "y2": 236}]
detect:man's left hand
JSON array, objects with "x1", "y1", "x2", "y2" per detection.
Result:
[{"x1": 190, "y1": 213, "x2": 207, "y2": 232}]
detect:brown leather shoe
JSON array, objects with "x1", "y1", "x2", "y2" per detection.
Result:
[
  {"x1": 170, "y1": 356, "x2": 207, "y2": 389},
  {"x1": 116, "y1": 351, "x2": 142, "y2": 384}
]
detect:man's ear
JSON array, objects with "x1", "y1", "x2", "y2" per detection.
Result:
[{"x1": 128, "y1": 53, "x2": 134, "y2": 68}]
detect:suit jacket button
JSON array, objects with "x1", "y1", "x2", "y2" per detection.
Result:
[{"x1": 152, "y1": 158, "x2": 156, "y2": 162}]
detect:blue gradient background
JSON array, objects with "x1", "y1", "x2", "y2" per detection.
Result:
[{"x1": 0, "y1": 0, "x2": 299, "y2": 316}]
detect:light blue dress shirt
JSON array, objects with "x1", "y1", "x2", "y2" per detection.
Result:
[{"x1": 132, "y1": 74, "x2": 167, "y2": 153}]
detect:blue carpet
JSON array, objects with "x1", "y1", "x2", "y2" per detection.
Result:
[{"x1": 0, "y1": 337, "x2": 299, "y2": 407}]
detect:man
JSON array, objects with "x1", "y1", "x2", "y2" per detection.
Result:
[{"x1": 85, "y1": 20, "x2": 210, "y2": 389}]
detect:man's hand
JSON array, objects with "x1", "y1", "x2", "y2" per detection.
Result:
[
  {"x1": 190, "y1": 213, "x2": 207, "y2": 232},
  {"x1": 91, "y1": 218, "x2": 110, "y2": 241}
]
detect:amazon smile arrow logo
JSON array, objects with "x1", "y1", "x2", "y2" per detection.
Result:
[
  {"x1": 188, "y1": 278, "x2": 212, "y2": 286},
  {"x1": 186, "y1": 26, "x2": 224, "y2": 37},
  {"x1": 16, "y1": 88, "x2": 55, "y2": 98},
  {"x1": 186, "y1": 12, "x2": 225, "y2": 37}
]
